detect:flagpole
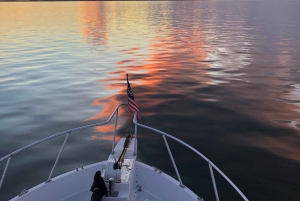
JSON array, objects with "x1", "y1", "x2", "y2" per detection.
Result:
[
  {"x1": 134, "y1": 112, "x2": 137, "y2": 156},
  {"x1": 127, "y1": 73, "x2": 138, "y2": 156}
]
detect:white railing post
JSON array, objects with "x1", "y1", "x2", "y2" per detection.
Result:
[
  {"x1": 112, "y1": 109, "x2": 118, "y2": 154},
  {"x1": 162, "y1": 135, "x2": 184, "y2": 187},
  {"x1": 209, "y1": 163, "x2": 220, "y2": 201},
  {"x1": 46, "y1": 132, "x2": 70, "y2": 183},
  {"x1": 0, "y1": 156, "x2": 11, "y2": 190},
  {"x1": 133, "y1": 113, "x2": 137, "y2": 156}
]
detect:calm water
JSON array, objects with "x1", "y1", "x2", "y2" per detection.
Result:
[{"x1": 1, "y1": 1, "x2": 300, "y2": 200}]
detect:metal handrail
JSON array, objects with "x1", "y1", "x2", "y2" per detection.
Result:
[
  {"x1": 0, "y1": 103, "x2": 128, "y2": 190},
  {"x1": 133, "y1": 113, "x2": 249, "y2": 201},
  {"x1": 0, "y1": 103, "x2": 128, "y2": 163},
  {"x1": 0, "y1": 102, "x2": 248, "y2": 201}
]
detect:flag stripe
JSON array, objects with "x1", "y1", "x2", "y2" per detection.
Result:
[
  {"x1": 129, "y1": 102, "x2": 138, "y2": 112},
  {"x1": 129, "y1": 105, "x2": 138, "y2": 112},
  {"x1": 127, "y1": 78, "x2": 139, "y2": 120},
  {"x1": 128, "y1": 99, "x2": 138, "y2": 110},
  {"x1": 128, "y1": 98, "x2": 137, "y2": 106}
]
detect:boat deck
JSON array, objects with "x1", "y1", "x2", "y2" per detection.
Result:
[
  {"x1": 63, "y1": 189, "x2": 160, "y2": 201},
  {"x1": 9, "y1": 138, "x2": 199, "y2": 201}
]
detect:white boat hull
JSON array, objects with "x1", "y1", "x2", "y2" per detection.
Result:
[
  {"x1": 1, "y1": 104, "x2": 248, "y2": 201},
  {"x1": 10, "y1": 138, "x2": 199, "y2": 201}
]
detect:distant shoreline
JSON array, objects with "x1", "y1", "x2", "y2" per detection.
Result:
[
  {"x1": 1, "y1": 0, "x2": 155, "y2": 2},
  {"x1": 1, "y1": 0, "x2": 158, "y2": 2}
]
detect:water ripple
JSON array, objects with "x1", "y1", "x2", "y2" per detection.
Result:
[{"x1": 0, "y1": 1, "x2": 300, "y2": 201}]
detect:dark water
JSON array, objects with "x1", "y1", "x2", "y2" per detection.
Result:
[{"x1": 1, "y1": 1, "x2": 300, "y2": 200}]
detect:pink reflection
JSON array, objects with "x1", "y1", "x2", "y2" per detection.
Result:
[
  {"x1": 95, "y1": 124, "x2": 121, "y2": 133},
  {"x1": 113, "y1": 26, "x2": 210, "y2": 116},
  {"x1": 246, "y1": 136, "x2": 300, "y2": 162},
  {"x1": 78, "y1": 2, "x2": 107, "y2": 46},
  {"x1": 88, "y1": 135, "x2": 121, "y2": 142},
  {"x1": 79, "y1": 2, "x2": 300, "y2": 164},
  {"x1": 85, "y1": 5, "x2": 211, "y2": 119},
  {"x1": 86, "y1": 96, "x2": 127, "y2": 122}
]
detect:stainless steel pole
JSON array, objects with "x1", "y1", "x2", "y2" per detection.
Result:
[
  {"x1": 133, "y1": 113, "x2": 137, "y2": 156},
  {"x1": 163, "y1": 135, "x2": 184, "y2": 187},
  {"x1": 0, "y1": 157, "x2": 11, "y2": 190},
  {"x1": 209, "y1": 163, "x2": 220, "y2": 201},
  {"x1": 112, "y1": 109, "x2": 118, "y2": 154},
  {"x1": 46, "y1": 132, "x2": 70, "y2": 182}
]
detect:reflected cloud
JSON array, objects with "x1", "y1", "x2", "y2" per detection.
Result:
[
  {"x1": 95, "y1": 124, "x2": 121, "y2": 133},
  {"x1": 78, "y1": 2, "x2": 108, "y2": 50},
  {"x1": 80, "y1": 1, "x2": 300, "y2": 164},
  {"x1": 0, "y1": 2, "x2": 80, "y2": 38},
  {"x1": 83, "y1": 1, "x2": 212, "y2": 127},
  {"x1": 242, "y1": 135, "x2": 300, "y2": 162},
  {"x1": 113, "y1": 27, "x2": 211, "y2": 115},
  {"x1": 86, "y1": 96, "x2": 126, "y2": 121},
  {"x1": 88, "y1": 134, "x2": 121, "y2": 142},
  {"x1": 201, "y1": 18, "x2": 253, "y2": 81},
  {"x1": 1, "y1": 2, "x2": 300, "y2": 201}
]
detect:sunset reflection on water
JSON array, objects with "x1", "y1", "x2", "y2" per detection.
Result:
[
  {"x1": 1, "y1": 1, "x2": 300, "y2": 201},
  {"x1": 79, "y1": 2, "x2": 108, "y2": 50},
  {"x1": 75, "y1": 2, "x2": 300, "y2": 165},
  {"x1": 75, "y1": 1, "x2": 215, "y2": 145}
]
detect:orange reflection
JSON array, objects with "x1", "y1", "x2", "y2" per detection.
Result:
[
  {"x1": 95, "y1": 124, "x2": 120, "y2": 133},
  {"x1": 0, "y1": 2, "x2": 80, "y2": 41},
  {"x1": 78, "y1": 2, "x2": 107, "y2": 47},
  {"x1": 78, "y1": 2, "x2": 128, "y2": 124},
  {"x1": 244, "y1": 135, "x2": 300, "y2": 162},
  {"x1": 113, "y1": 26, "x2": 210, "y2": 113},
  {"x1": 80, "y1": 2, "x2": 300, "y2": 164},
  {"x1": 84, "y1": 1, "x2": 210, "y2": 121},
  {"x1": 88, "y1": 134, "x2": 121, "y2": 142},
  {"x1": 86, "y1": 96, "x2": 127, "y2": 121}
]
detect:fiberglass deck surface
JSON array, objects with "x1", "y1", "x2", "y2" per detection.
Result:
[
  {"x1": 134, "y1": 189, "x2": 160, "y2": 201},
  {"x1": 62, "y1": 189, "x2": 160, "y2": 201}
]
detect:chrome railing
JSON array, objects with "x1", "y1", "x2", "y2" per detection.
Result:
[
  {"x1": 0, "y1": 102, "x2": 249, "y2": 201},
  {"x1": 132, "y1": 112, "x2": 249, "y2": 201},
  {"x1": 0, "y1": 103, "x2": 128, "y2": 189}
]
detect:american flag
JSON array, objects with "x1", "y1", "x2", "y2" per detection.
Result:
[{"x1": 127, "y1": 74, "x2": 139, "y2": 120}]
